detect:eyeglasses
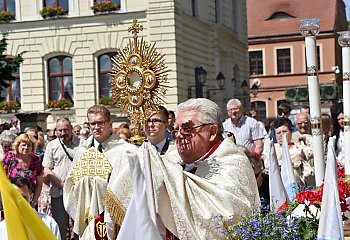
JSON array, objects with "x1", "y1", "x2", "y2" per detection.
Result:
[
  {"x1": 275, "y1": 130, "x2": 289, "y2": 135},
  {"x1": 89, "y1": 120, "x2": 109, "y2": 129},
  {"x1": 297, "y1": 121, "x2": 309, "y2": 126},
  {"x1": 227, "y1": 107, "x2": 240, "y2": 112},
  {"x1": 145, "y1": 119, "x2": 165, "y2": 126},
  {"x1": 278, "y1": 111, "x2": 289, "y2": 116},
  {"x1": 171, "y1": 123, "x2": 211, "y2": 139}
]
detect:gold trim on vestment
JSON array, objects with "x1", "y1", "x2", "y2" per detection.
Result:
[
  {"x1": 307, "y1": 66, "x2": 317, "y2": 76},
  {"x1": 310, "y1": 123, "x2": 321, "y2": 129},
  {"x1": 84, "y1": 207, "x2": 94, "y2": 225},
  {"x1": 71, "y1": 147, "x2": 112, "y2": 184},
  {"x1": 103, "y1": 188, "x2": 126, "y2": 226}
]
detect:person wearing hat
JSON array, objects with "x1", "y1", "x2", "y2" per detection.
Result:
[{"x1": 9, "y1": 117, "x2": 19, "y2": 135}]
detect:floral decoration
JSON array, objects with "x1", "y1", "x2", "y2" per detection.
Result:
[
  {"x1": 215, "y1": 203, "x2": 318, "y2": 239},
  {"x1": 0, "y1": 11, "x2": 15, "y2": 22},
  {"x1": 47, "y1": 98, "x2": 73, "y2": 110},
  {"x1": 0, "y1": 100, "x2": 20, "y2": 111},
  {"x1": 216, "y1": 165, "x2": 350, "y2": 239},
  {"x1": 91, "y1": 0, "x2": 120, "y2": 13},
  {"x1": 295, "y1": 164, "x2": 350, "y2": 214},
  {"x1": 40, "y1": 5, "x2": 67, "y2": 18}
]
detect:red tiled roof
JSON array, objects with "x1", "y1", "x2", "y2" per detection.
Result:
[{"x1": 247, "y1": 0, "x2": 338, "y2": 38}]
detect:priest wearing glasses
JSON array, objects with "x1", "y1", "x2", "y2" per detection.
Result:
[
  {"x1": 63, "y1": 104, "x2": 136, "y2": 237},
  {"x1": 104, "y1": 98, "x2": 259, "y2": 239}
]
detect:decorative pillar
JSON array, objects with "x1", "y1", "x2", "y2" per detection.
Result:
[
  {"x1": 338, "y1": 31, "x2": 350, "y2": 178},
  {"x1": 300, "y1": 18, "x2": 325, "y2": 186}
]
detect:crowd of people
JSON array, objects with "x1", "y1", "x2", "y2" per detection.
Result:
[{"x1": 0, "y1": 98, "x2": 344, "y2": 239}]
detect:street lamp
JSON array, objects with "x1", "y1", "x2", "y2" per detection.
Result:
[
  {"x1": 207, "y1": 72, "x2": 226, "y2": 99},
  {"x1": 195, "y1": 66, "x2": 207, "y2": 98},
  {"x1": 300, "y1": 18, "x2": 324, "y2": 186},
  {"x1": 240, "y1": 79, "x2": 249, "y2": 96},
  {"x1": 251, "y1": 83, "x2": 259, "y2": 97},
  {"x1": 338, "y1": 31, "x2": 350, "y2": 179},
  {"x1": 188, "y1": 66, "x2": 207, "y2": 98}
]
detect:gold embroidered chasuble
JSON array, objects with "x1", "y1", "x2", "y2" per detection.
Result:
[
  {"x1": 103, "y1": 138, "x2": 259, "y2": 239},
  {"x1": 63, "y1": 134, "x2": 136, "y2": 236}
]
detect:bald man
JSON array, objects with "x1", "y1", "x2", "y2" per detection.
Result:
[{"x1": 292, "y1": 112, "x2": 315, "y2": 187}]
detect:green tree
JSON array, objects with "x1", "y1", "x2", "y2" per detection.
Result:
[{"x1": 0, "y1": 33, "x2": 25, "y2": 100}]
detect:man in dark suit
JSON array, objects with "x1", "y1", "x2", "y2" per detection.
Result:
[{"x1": 144, "y1": 106, "x2": 172, "y2": 155}]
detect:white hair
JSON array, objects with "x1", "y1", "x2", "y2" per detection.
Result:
[
  {"x1": 226, "y1": 99, "x2": 242, "y2": 109},
  {"x1": 176, "y1": 98, "x2": 223, "y2": 134}
]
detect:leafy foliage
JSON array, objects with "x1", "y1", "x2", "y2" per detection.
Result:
[
  {"x1": 40, "y1": 5, "x2": 67, "y2": 18},
  {"x1": 91, "y1": 0, "x2": 120, "y2": 13},
  {"x1": 0, "y1": 100, "x2": 20, "y2": 111},
  {"x1": 99, "y1": 95, "x2": 113, "y2": 105},
  {"x1": 47, "y1": 98, "x2": 73, "y2": 109},
  {"x1": 0, "y1": 34, "x2": 24, "y2": 101},
  {"x1": 0, "y1": 10, "x2": 15, "y2": 22}
]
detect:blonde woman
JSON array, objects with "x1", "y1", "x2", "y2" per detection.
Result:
[{"x1": 2, "y1": 133, "x2": 43, "y2": 207}]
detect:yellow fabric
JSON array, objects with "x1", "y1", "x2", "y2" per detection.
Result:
[{"x1": 0, "y1": 163, "x2": 57, "y2": 240}]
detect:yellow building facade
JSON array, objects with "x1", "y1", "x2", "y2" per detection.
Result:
[{"x1": 0, "y1": 0, "x2": 248, "y2": 129}]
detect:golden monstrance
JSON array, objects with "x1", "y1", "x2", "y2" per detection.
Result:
[{"x1": 110, "y1": 19, "x2": 170, "y2": 145}]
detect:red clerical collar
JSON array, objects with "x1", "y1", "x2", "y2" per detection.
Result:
[
  {"x1": 197, "y1": 141, "x2": 222, "y2": 161},
  {"x1": 189, "y1": 141, "x2": 222, "y2": 174}
]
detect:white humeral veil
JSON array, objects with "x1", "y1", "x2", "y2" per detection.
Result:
[
  {"x1": 116, "y1": 145, "x2": 162, "y2": 239},
  {"x1": 152, "y1": 138, "x2": 259, "y2": 239}
]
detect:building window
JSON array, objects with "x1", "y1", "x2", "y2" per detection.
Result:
[
  {"x1": 48, "y1": 56, "x2": 73, "y2": 102},
  {"x1": 44, "y1": 0, "x2": 68, "y2": 11},
  {"x1": 215, "y1": 0, "x2": 222, "y2": 23},
  {"x1": 251, "y1": 101, "x2": 266, "y2": 123},
  {"x1": 267, "y1": 12, "x2": 295, "y2": 20},
  {"x1": 232, "y1": 0, "x2": 238, "y2": 32},
  {"x1": 249, "y1": 51, "x2": 263, "y2": 75},
  {"x1": 277, "y1": 48, "x2": 291, "y2": 74},
  {"x1": 1, "y1": 62, "x2": 20, "y2": 103},
  {"x1": 98, "y1": 52, "x2": 117, "y2": 98},
  {"x1": 305, "y1": 46, "x2": 321, "y2": 71},
  {"x1": 191, "y1": 0, "x2": 196, "y2": 16},
  {"x1": 0, "y1": 0, "x2": 15, "y2": 14}
]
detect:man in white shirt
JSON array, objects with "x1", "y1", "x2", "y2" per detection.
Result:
[
  {"x1": 223, "y1": 99, "x2": 264, "y2": 154},
  {"x1": 43, "y1": 117, "x2": 80, "y2": 238},
  {"x1": 0, "y1": 177, "x2": 61, "y2": 240}
]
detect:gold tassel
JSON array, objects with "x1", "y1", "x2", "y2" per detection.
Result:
[{"x1": 103, "y1": 188, "x2": 126, "y2": 226}]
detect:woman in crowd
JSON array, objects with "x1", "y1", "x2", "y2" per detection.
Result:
[
  {"x1": 263, "y1": 118, "x2": 311, "y2": 187},
  {"x1": 36, "y1": 132, "x2": 45, "y2": 161},
  {"x1": 79, "y1": 127, "x2": 90, "y2": 141},
  {"x1": 0, "y1": 130, "x2": 17, "y2": 159},
  {"x1": 2, "y1": 133, "x2": 43, "y2": 207},
  {"x1": 333, "y1": 109, "x2": 345, "y2": 166},
  {"x1": 240, "y1": 146, "x2": 269, "y2": 210},
  {"x1": 115, "y1": 127, "x2": 133, "y2": 141}
]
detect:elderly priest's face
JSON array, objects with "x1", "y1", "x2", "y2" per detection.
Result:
[{"x1": 173, "y1": 110, "x2": 215, "y2": 164}]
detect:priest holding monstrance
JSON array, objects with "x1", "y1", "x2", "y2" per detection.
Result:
[{"x1": 72, "y1": 19, "x2": 259, "y2": 239}]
